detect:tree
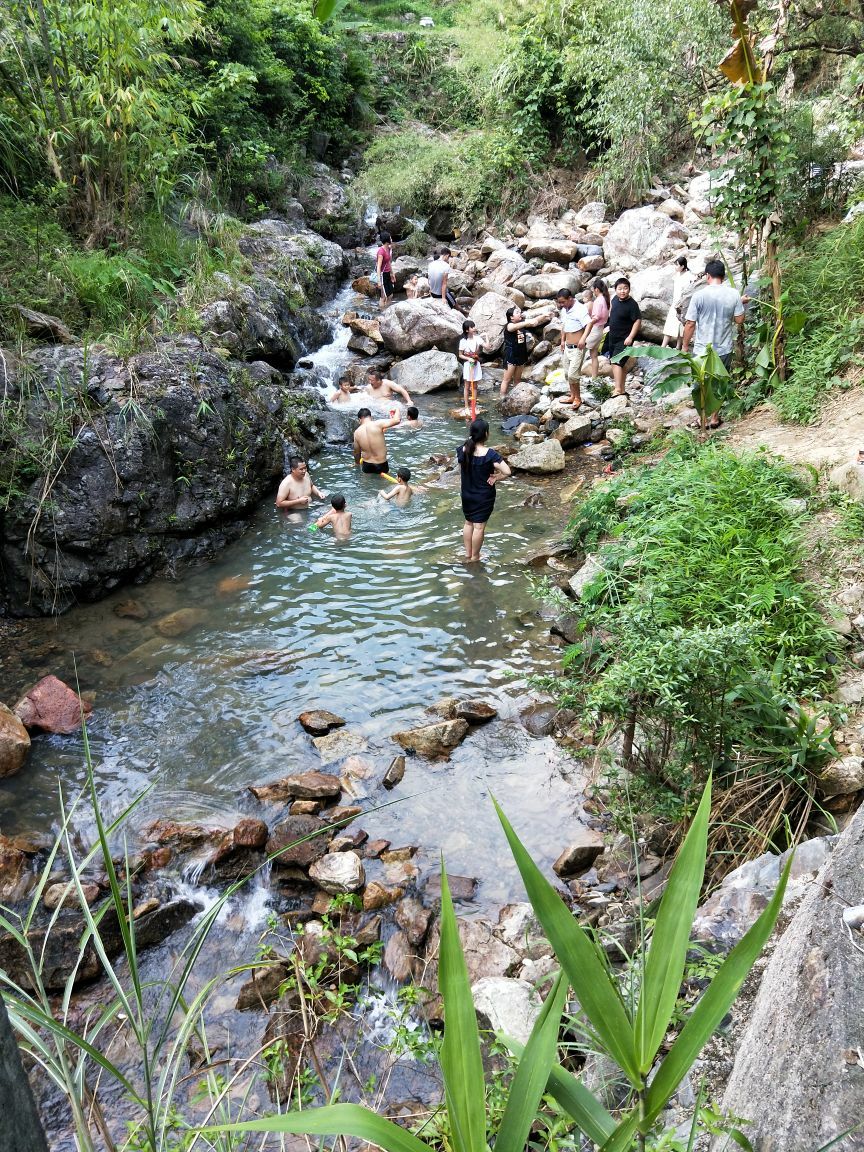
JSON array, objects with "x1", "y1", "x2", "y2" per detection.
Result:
[{"x1": 0, "y1": 0, "x2": 202, "y2": 239}]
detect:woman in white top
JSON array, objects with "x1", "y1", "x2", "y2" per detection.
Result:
[
  {"x1": 662, "y1": 257, "x2": 693, "y2": 349},
  {"x1": 458, "y1": 319, "x2": 487, "y2": 412}
]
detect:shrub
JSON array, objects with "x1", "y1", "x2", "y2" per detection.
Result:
[{"x1": 550, "y1": 437, "x2": 840, "y2": 864}]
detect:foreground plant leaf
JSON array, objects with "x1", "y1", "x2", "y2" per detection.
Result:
[
  {"x1": 210, "y1": 1101, "x2": 430, "y2": 1152},
  {"x1": 493, "y1": 799, "x2": 640, "y2": 1087},
  {"x1": 504, "y1": 1039, "x2": 616, "y2": 1147}
]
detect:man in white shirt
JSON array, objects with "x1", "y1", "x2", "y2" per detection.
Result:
[{"x1": 556, "y1": 288, "x2": 589, "y2": 407}]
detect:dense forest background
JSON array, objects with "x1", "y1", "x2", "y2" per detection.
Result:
[{"x1": 0, "y1": 0, "x2": 863, "y2": 383}]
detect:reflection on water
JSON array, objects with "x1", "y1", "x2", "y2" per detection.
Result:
[{"x1": 0, "y1": 393, "x2": 589, "y2": 905}]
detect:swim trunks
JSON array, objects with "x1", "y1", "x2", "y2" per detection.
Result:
[{"x1": 362, "y1": 459, "x2": 390, "y2": 475}]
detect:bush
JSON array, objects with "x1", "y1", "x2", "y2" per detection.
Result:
[
  {"x1": 549, "y1": 437, "x2": 840, "y2": 864},
  {"x1": 773, "y1": 213, "x2": 864, "y2": 423}
]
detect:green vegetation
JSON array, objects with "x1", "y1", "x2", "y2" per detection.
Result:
[
  {"x1": 215, "y1": 785, "x2": 786, "y2": 1151},
  {"x1": 545, "y1": 437, "x2": 839, "y2": 862}
]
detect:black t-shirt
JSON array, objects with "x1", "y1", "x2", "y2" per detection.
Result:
[{"x1": 607, "y1": 296, "x2": 641, "y2": 344}]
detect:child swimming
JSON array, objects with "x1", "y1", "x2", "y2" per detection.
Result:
[
  {"x1": 314, "y1": 493, "x2": 352, "y2": 537},
  {"x1": 378, "y1": 467, "x2": 424, "y2": 507}
]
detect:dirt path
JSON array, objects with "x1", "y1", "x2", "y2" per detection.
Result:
[{"x1": 728, "y1": 385, "x2": 864, "y2": 470}]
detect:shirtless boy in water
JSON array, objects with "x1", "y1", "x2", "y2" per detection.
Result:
[
  {"x1": 275, "y1": 457, "x2": 323, "y2": 509},
  {"x1": 330, "y1": 376, "x2": 355, "y2": 405},
  {"x1": 379, "y1": 467, "x2": 424, "y2": 507},
  {"x1": 353, "y1": 407, "x2": 400, "y2": 474},
  {"x1": 315, "y1": 493, "x2": 352, "y2": 537},
  {"x1": 364, "y1": 369, "x2": 411, "y2": 407}
]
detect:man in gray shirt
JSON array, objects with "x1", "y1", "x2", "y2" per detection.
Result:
[
  {"x1": 682, "y1": 259, "x2": 745, "y2": 368},
  {"x1": 427, "y1": 249, "x2": 455, "y2": 307}
]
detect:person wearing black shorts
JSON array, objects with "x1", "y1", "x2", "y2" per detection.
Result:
[
  {"x1": 376, "y1": 233, "x2": 395, "y2": 309},
  {"x1": 603, "y1": 277, "x2": 641, "y2": 397},
  {"x1": 500, "y1": 305, "x2": 539, "y2": 399}
]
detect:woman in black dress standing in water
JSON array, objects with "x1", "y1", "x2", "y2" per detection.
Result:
[{"x1": 457, "y1": 417, "x2": 511, "y2": 561}]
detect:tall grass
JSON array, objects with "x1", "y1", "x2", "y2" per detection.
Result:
[{"x1": 774, "y1": 213, "x2": 864, "y2": 423}]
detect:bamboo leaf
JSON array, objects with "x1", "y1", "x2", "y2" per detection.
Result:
[
  {"x1": 495, "y1": 972, "x2": 567, "y2": 1152},
  {"x1": 209, "y1": 1102, "x2": 431, "y2": 1152},
  {"x1": 600, "y1": 1108, "x2": 641, "y2": 1152},
  {"x1": 643, "y1": 853, "x2": 793, "y2": 1125},
  {"x1": 494, "y1": 801, "x2": 640, "y2": 1086},
  {"x1": 439, "y1": 864, "x2": 488, "y2": 1152},
  {"x1": 635, "y1": 779, "x2": 711, "y2": 1071}
]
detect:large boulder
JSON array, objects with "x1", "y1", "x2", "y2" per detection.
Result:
[
  {"x1": 628, "y1": 265, "x2": 677, "y2": 340},
  {"x1": 603, "y1": 207, "x2": 689, "y2": 273},
  {"x1": 378, "y1": 299, "x2": 464, "y2": 356},
  {"x1": 390, "y1": 349, "x2": 461, "y2": 394},
  {"x1": 375, "y1": 208, "x2": 413, "y2": 241},
  {"x1": 523, "y1": 237, "x2": 578, "y2": 264},
  {"x1": 14, "y1": 675, "x2": 92, "y2": 735},
  {"x1": 716, "y1": 804, "x2": 864, "y2": 1152},
  {"x1": 468, "y1": 291, "x2": 513, "y2": 354},
  {"x1": 508, "y1": 439, "x2": 566, "y2": 473},
  {"x1": 513, "y1": 271, "x2": 580, "y2": 300},
  {"x1": 0, "y1": 704, "x2": 30, "y2": 777},
  {"x1": 483, "y1": 247, "x2": 530, "y2": 287},
  {"x1": 553, "y1": 413, "x2": 594, "y2": 448},
  {"x1": 501, "y1": 382, "x2": 541, "y2": 418},
  {"x1": 391, "y1": 255, "x2": 423, "y2": 290},
  {"x1": 574, "y1": 202, "x2": 608, "y2": 227}
]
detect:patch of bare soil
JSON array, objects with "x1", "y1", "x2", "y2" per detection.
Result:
[{"x1": 728, "y1": 383, "x2": 864, "y2": 471}]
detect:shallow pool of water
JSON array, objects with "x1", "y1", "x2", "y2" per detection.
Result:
[{"x1": 1, "y1": 388, "x2": 591, "y2": 906}]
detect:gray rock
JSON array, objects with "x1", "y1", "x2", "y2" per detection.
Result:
[
  {"x1": 390, "y1": 348, "x2": 461, "y2": 394},
  {"x1": 574, "y1": 202, "x2": 607, "y2": 227},
  {"x1": 716, "y1": 805, "x2": 864, "y2": 1152},
  {"x1": 508, "y1": 439, "x2": 566, "y2": 473},
  {"x1": 391, "y1": 719, "x2": 469, "y2": 759},
  {"x1": 472, "y1": 976, "x2": 542, "y2": 1045},
  {"x1": 378, "y1": 299, "x2": 464, "y2": 355},
  {"x1": 266, "y1": 816, "x2": 332, "y2": 868},
  {"x1": 483, "y1": 247, "x2": 530, "y2": 287},
  {"x1": 553, "y1": 829, "x2": 605, "y2": 877},
  {"x1": 308, "y1": 850, "x2": 365, "y2": 894},
  {"x1": 553, "y1": 413, "x2": 594, "y2": 448},
  {"x1": 311, "y1": 728, "x2": 368, "y2": 765},
  {"x1": 568, "y1": 555, "x2": 605, "y2": 598},
  {"x1": 14, "y1": 304, "x2": 74, "y2": 344},
  {"x1": 817, "y1": 755, "x2": 864, "y2": 797},
  {"x1": 603, "y1": 207, "x2": 689, "y2": 273},
  {"x1": 249, "y1": 771, "x2": 342, "y2": 803},
  {"x1": 0, "y1": 704, "x2": 30, "y2": 778},
  {"x1": 395, "y1": 896, "x2": 433, "y2": 945},
  {"x1": 383, "y1": 929, "x2": 414, "y2": 982},
  {"x1": 523, "y1": 237, "x2": 578, "y2": 264},
  {"x1": 513, "y1": 271, "x2": 580, "y2": 300},
  {"x1": 425, "y1": 872, "x2": 478, "y2": 902},
  {"x1": 501, "y1": 382, "x2": 542, "y2": 417},
  {"x1": 383, "y1": 755, "x2": 405, "y2": 789},
  {"x1": 600, "y1": 395, "x2": 631, "y2": 419},
  {"x1": 829, "y1": 462, "x2": 864, "y2": 503},
  {"x1": 468, "y1": 291, "x2": 513, "y2": 354}
]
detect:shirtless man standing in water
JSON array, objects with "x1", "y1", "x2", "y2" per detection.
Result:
[
  {"x1": 275, "y1": 457, "x2": 323, "y2": 509},
  {"x1": 364, "y1": 369, "x2": 411, "y2": 407},
  {"x1": 353, "y1": 407, "x2": 401, "y2": 474}
]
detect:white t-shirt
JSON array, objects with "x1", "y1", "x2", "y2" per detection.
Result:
[
  {"x1": 459, "y1": 335, "x2": 483, "y2": 380},
  {"x1": 560, "y1": 300, "x2": 589, "y2": 334}
]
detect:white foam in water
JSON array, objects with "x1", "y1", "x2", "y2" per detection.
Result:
[
  {"x1": 355, "y1": 985, "x2": 431, "y2": 1060},
  {"x1": 306, "y1": 282, "x2": 359, "y2": 393},
  {"x1": 176, "y1": 859, "x2": 272, "y2": 931}
]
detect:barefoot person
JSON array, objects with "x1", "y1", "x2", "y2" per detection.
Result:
[
  {"x1": 376, "y1": 232, "x2": 395, "y2": 309},
  {"x1": 314, "y1": 493, "x2": 352, "y2": 537},
  {"x1": 364, "y1": 368, "x2": 411, "y2": 407},
  {"x1": 275, "y1": 457, "x2": 323, "y2": 510},
  {"x1": 457, "y1": 417, "x2": 511, "y2": 562},
  {"x1": 459, "y1": 320, "x2": 487, "y2": 413},
  {"x1": 603, "y1": 277, "x2": 642, "y2": 397},
  {"x1": 353, "y1": 407, "x2": 401, "y2": 474},
  {"x1": 556, "y1": 288, "x2": 589, "y2": 407},
  {"x1": 500, "y1": 306, "x2": 534, "y2": 398}
]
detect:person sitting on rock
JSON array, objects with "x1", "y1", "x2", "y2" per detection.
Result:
[
  {"x1": 330, "y1": 376, "x2": 356, "y2": 405},
  {"x1": 428, "y1": 248, "x2": 457, "y2": 309},
  {"x1": 315, "y1": 493, "x2": 352, "y2": 537},
  {"x1": 354, "y1": 407, "x2": 401, "y2": 474},
  {"x1": 276, "y1": 457, "x2": 323, "y2": 510},
  {"x1": 405, "y1": 274, "x2": 420, "y2": 299},
  {"x1": 364, "y1": 368, "x2": 411, "y2": 408}
]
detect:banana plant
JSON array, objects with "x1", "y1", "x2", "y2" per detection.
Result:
[
  {"x1": 209, "y1": 780, "x2": 791, "y2": 1151},
  {"x1": 615, "y1": 345, "x2": 735, "y2": 431}
]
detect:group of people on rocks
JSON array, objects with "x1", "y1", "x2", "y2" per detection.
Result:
[{"x1": 280, "y1": 237, "x2": 747, "y2": 560}]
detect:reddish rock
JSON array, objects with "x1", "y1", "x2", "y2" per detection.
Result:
[
  {"x1": 145, "y1": 819, "x2": 225, "y2": 852},
  {"x1": 0, "y1": 840, "x2": 30, "y2": 902},
  {"x1": 43, "y1": 881, "x2": 100, "y2": 911},
  {"x1": 266, "y1": 815, "x2": 332, "y2": 868},
  {"x1": 249, "y1": 771, "x2": 342, "y2": 804},
  {"x1": 364, "y1": 839, "x2": 391, "y2": 858},
  {"x1": 290, "y1": 799, "x2": 321, "y2": 815},
  {"x1": 425, "y1": 872, "x2": 477, "y2": 902},
  {"x1": 391, "y1": 719, "x2": 469, "y2": 759},
  {"x1": 381, "y1": 846, "x2": 418, "y2": 864},
  {"x1": 363, "y1": 882, "x2": 404, "y2": 911},
  {"x1": 113, "y1": 598, "x2": 149, "y2": 620},
  {"x1": 142, "y1": 846, "x2": 172, "y2": 871},
  {"x1": 455, "y1": 700, "x2": 498, "y2": 724},
  {"x1": 383, "y1": 930, "x2": 414, "y2": 982},
  {"x1": 395, "y1": 897, "x2": 433, "y2": 945},
  {"x1": 14, "y1": 676, "x2": 92, "y2": 735},
  {"x1": 553, "y1": 828, "x2": 605, "y2": 878},
  {"x1": 298, "y1": 709, "x2": 346, "y2": 735},
  {"x1": 153, "y1": 608, "x2": 207, "y2": 638},
  {"x1": 328, "y1": 805, "x2": 362, "y2": 825},
  {"x1": 217, "y1": 575, "x2": 251, "y2": 596},
  {"x1": 383, "y1": 755, "x2": 405, "y2": 790},
  {"x1": 232, "y1": 818, "x2": 269, "y2": 849},
  {"x1": 0, "y1": 702, "x2": 30, "y2": 776}
]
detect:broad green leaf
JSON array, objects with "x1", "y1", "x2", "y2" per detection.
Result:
[
  {"x1": 209, "y1": 1102, "x2": 430, "y2": 1152},
  {"x1": 702, "y1": 345, "x2": 730, "y2": 379},
  {"x1": 783, "y1": 308, "x2": 806, "y2": 336},
  {"x1": 635, "y1": 780, "x2": 711, "y2": 1071},
  {"x1": 600, "y1": 1107, "x2": 642, "y2": 1152},
  {"x1": 613, "y1": 344, "x2": 681, "y2": 363},
  {"x1": 509, "y1": 1047, "x2": 616, "y2": 1147},
  {"x1": 494, "y1": 801, "x2": 640, "y2": 1086},
  {"x1": 496, "y1": 973, "x2": 568, "y2": 1152},
  {"x1": 439, "y1": 865, "x2": 488, "y2": 1152},
  {"x1": 642, "y1": 853, "x2": 793, "y2": 1126}
]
